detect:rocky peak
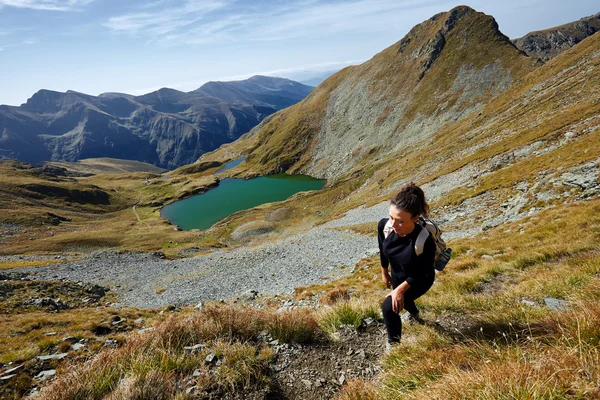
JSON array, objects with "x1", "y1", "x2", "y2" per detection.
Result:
[
  {"x1": 513, "y1": 12, "x2": 600, "y2": 61},
  {"x1": 198, "y1": 6, "x2": 539, "y2": 179},
  {"x1": 23, "y1": 89, "x2": 66, "y2": 111},
  {"x1": 397, "y1": 5, "x2": 515, "y2": 80}
]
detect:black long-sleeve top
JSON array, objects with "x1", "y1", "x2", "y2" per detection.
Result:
[{"x1": 378, "y1": 218, "x2": 436, "y2": 288}]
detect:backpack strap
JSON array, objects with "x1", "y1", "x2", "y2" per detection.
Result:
[
  {"x1": 383, "y1": 219, "x2": 394, "y2": 239},
  {"x1": 415, "y1": 226, "x2": 430, "y2": 256}
]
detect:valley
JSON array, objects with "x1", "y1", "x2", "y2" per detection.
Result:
[{"x1": 0, "y1": 5, "x2": 599, "y2": 400}]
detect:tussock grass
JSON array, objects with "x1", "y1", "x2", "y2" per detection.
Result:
[
  {"x1": 37, "y1": 304, "x2": 322, "y2": 399},
  {"x1": 317, "y1": 299, "x2": 381, "y2": 334},
  {"x1": 310, "y1": 199, "x2": 600, "y2": 399},
  {"x1": 0, "y1": 308, "x2": 156, "y2": 364},
  {"x1": 334, "y1": 378, "x2": 380, "y2": 400}
]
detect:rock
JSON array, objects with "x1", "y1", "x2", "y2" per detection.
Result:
[
  {"x1": 357, "y1": 349, "x2": 366, "y2": 359},
  {"x1": 71, "y1": 343, "x2": 85, "y2": 351},
  {"x1": 0, "y1": 374, "x2": 16, "y2": 381},
  {"x1": 520, "y1": 299, "x2": 537, "y2": 307},
  {"x1": 104, "y1": 339, "x2": 118, "y2": 347},
  {"x1": 544, "y1": 297, "x2": 571, "y2": 311},
  {"x1": 194, "y1": 301, "x2": 204, "y2": 310},
  {"x1": 560, "y1": 162, "x2": 599, "y2": 191},
  {"x1": 481, "y1": 254, "x2": 494, "y2": 260},
  {"x1": 62, "y1": 337, "x2": 79, "y2": 344},
  {"x1": 205, "y1": 353, "x2": 218, "y2": 365},
  {"x1": 364, "y1": 248, "x2": 380, "y2": 257},
  {"x1": 35, "y1": 370, "x2": 56, "y2": 381},
  {"x1": 564, "y1": 131, "x2": 577, "y2": 140},
  {"x1": 362, "y1": 317, "x2": 376, "y2": 326},
  {"x1": 2, "y1": 365, "x2": 23, "y2": 375},
  {"x1": 237, "y1": 289, "x2": 259, "y2": 302},
  {"x1": 193, "y1": 369, "x2": 201, "y2": 377},
  {"x1": 44, "y1": 332, "x2": 57, "y2": 336},
  {"x1": 134, "y1": 317, "x2": 144, "y2": 324},
  {"x1": 28, "y1": 297, "x2": 69, "y2": 310},
  {"x1": 339, "y1": 374, "x2": 346, "y2": 385},
  {"x1": 184, "y1": 344, "x2": 205, "y2": 354},
  {"x1": 302, "y1": 379, "x2": 312, "y2": 389},
  {"x1": 36, "y1": 353, "x2": 68, "y2": 361},
  {"x1": 138, "y1": 327, "x2": 154, "y2": 334}
]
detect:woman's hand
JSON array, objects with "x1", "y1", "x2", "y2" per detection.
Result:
[
  {"x1": 391, "y1": 287, "x2": 404, "y2": 314},
  {"x1": 381, "y1": 269, "x2": 392, "y2": 288}
]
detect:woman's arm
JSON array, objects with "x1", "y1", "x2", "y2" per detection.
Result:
[{"x1": 378, "y1": 219, "x2": 391, "y2": 288}]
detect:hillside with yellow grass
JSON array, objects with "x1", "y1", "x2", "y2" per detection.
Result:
[{"x1": 1, "y1": 5, "x2": 599, "y2": 399}]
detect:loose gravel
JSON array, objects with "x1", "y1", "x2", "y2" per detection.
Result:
[{"x1": 6, "y1": 228, "x2": 376, "y2": 308}]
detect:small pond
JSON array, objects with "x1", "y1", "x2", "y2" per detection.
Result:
[
  {"x1": 160, "y1": 173, "x2": 326, "y2": 230},
  {"x1": 216, "y1": 157, "x2": 245, "y2": 174}
]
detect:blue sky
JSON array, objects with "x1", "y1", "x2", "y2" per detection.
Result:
[{"x1": 0, "y1": 0, "x2": 598, "y2": 106}]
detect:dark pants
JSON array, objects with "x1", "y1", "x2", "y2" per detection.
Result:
[{"x1": 382, "y1": 279, "x2": 433, "y2": 343}]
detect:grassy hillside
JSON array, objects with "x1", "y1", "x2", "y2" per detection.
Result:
[
  {"x1": 1, "y1": 7, "x2": 599, "y2": 400},
  {"x1": 196, "y1": 6, "x2": 538, "y2": 179},
  {"x1": 8, "y1": 198, "x2": 597, "y2": 399},
  {"x1": 47, "y1": 158, "x2": 166, "y2": 175},
  {"x1": 0, "y1": 161, "x2": 220, "y2": 256}
]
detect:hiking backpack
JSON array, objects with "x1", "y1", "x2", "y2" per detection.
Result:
[{"x1": 383, "y1": 217, "x2": 452, "y2": 271}]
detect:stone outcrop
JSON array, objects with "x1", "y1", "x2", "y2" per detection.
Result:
[{"x1": 513, "y1": 12, "x2": 600, "y2": 61}]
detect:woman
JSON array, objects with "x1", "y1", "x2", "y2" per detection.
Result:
[{"x1": 378, "y1": 183, "x2": 435, "y2": 349}]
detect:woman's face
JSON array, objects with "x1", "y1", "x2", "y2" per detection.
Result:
[{"x1": 389, "y1": 205, "x2": 418, "y2": 237}]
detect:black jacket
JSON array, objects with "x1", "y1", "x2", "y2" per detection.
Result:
[{"x1": 378, "y1": 218, "x2": 435, "y2": 288}]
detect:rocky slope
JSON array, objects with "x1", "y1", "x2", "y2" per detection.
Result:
[
  {"x1": 0, "y1": 76, "x2": 313, "y2": 170},
  {"x1": 198, "y1": 6, "x2": 539, "y2": 179},
  {"x1": 513, "y1": 12, "x2": 600, "y2": 61}
]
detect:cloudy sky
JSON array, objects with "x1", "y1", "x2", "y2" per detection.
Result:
[{"x1": 0, "y1": 0, "x2": 597, "y2": 106}]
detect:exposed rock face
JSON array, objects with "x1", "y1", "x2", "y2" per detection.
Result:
[
  {"x1": 0, "y1": 76, "x2": 313, "y2": 170},
  {"x1": 513, "y1": 12, "x2": 600, "y2": 61},
  {"x1": 201, "y1": 6, "x2": 537, "y2": 179}
]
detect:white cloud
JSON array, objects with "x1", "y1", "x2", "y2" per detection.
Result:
[
  {"x1": 104, "y1": 0, "x2": 449, "y2": 45},
  {"x1": 104, "y1": 0, "x2": 229, "y2": 36},
  {"x1": 0, "y1": 0, "x2": 94, "y2": 11},
  {"x1": 216, "y1": 60, "x2": 366, "y2": 81}
]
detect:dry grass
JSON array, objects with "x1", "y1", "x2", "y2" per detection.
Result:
[
  {"x1": 317, "y1": 298, "x2": 381, "y2": 334},
  {"x1": 0, "y1": 308, "x2": 157, "y2": 364},
  {"x1": 317, "y1": 199, "x2": 600, "y2": 399},
  {"x1": 36, "y1": 304, "x2": 323, "y2": 399}
]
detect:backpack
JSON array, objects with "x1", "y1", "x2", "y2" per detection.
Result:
[{"x1": 383, "y1": 217, "x2": 452, "y2": 271}]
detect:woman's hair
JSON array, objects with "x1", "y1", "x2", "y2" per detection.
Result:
[{"x1": 390, "y1": 183, "x2": 429, "y2": 218}]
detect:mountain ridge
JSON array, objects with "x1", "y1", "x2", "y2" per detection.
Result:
[
  {"x1": 198, "y1": 5, "x2": 539, "y2": 179},
  {"x1": 0, "y1": 76, "x2": 314, "y2": 169},
  {"x1": 513, "y1": 11, "x2": 600, "y2": 61}
]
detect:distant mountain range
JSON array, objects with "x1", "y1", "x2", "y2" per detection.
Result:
[{"x1": 0, "y1": 76, "x2": 313, "y2": 170}]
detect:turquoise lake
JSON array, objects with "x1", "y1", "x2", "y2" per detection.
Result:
[{"x1": 160, "y1": 174, "x2": 326, "y2": 230}]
